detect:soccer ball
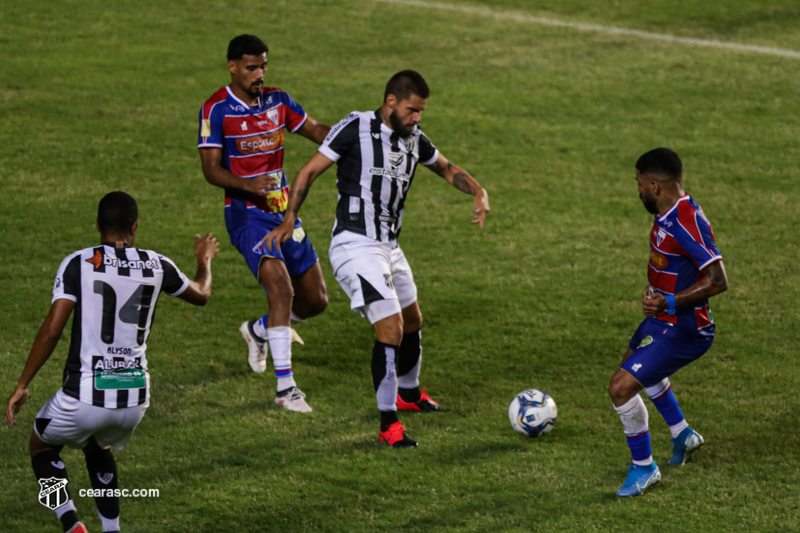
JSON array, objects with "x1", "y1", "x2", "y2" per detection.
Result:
[{"x1": 508, "y1": 389, "x2": 557, "y2": 437}]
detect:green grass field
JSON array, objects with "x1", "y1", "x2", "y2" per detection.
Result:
[{"x1": 2, "y1": 1, "x2": 799, "y2": 531}]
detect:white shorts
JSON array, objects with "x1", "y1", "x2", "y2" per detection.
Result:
[
  {"x1": 34, "y1": 389, "x2": 148, "y2": 451},
  {"x1": 329, "y1": 233, "x2": 418, "y2": 324}
]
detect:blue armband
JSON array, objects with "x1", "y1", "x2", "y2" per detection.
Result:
[{"x1": 665, "y1": 294, "x2": 676, "y2": 315}]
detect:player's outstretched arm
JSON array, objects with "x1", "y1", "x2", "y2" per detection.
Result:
[
  {"x1": 177, "y1": 233, "x2": 220, "y2": 306},
  {"x1": 643, "y1": 260, "x2": 728, "y2": 317},
  {"x1": 4, "y1": 299, "x2": 74, "y2": 425},
  {"x1": 425, "y1": 153, "x2": 490, "y2": 228},
  {"x1": 263, "y1": 152, "x2": 335, "y2": 253},
  {"x1": 295, "y1": 116, "x2": 331, "y2": 145},
  {"x1": 199, "y1": 148, "x2": 279, "y2": 196}
]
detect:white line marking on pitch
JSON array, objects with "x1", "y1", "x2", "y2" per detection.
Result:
[{"x1": 376, "y1": 0, "x2": 800, "y2": 59}]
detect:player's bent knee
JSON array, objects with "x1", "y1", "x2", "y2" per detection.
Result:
[
  {"x1": 608, "y1": 371, "x2": 641, "y2": 404},
  {"x1": 404, "y1": 312, "x2": 422, "y2": 332},
  {"x1": 29, "y1": 431, "x2": 59, "y2": 457},
  {"x1": 400, "y1": 303, "x2": 422, "y2": 332},
  {"x1": 82, "y1": 436, "x2": 108, "y2": 456},
  {"x1": 374, "y1": 315, "x2": 404, "y2": 346},
  {"x1": 309, "y1": 289, "x2": 328, "y2": 317}
]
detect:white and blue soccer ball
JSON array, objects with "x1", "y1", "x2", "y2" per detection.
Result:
[{"x1": 509, "y1": 389, "x2": 557, "y2": 437}]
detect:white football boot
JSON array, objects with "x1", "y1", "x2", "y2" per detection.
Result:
[
  {"x1": 239, "y1": 320, "x2": 267, "y2": 373},
  {"x1": 275, "y1": 387, "x2": 313, "y2": 413}
]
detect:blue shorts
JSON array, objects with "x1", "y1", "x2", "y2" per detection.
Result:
[
  {"x1": 229, "y1": 215, "x2": 318, "y2": 282},
  {"x1": 621, "y1": 317, "x2": 713, "y2": 387}
]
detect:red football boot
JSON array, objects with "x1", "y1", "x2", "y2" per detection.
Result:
[
  {"x1": 396, "y1": 387, "x2": 449, "y2": 412},
  {"x1": 379, "y1": 421, "x2": 418, "y2": 447}
]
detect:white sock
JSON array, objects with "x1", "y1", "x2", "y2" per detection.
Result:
[
  {"x1": 644, "y1": 378, "x2": 670, "y2": 399},
  {"x1": 614, "y1": 394, "x2": 652, "y2": 466},
  {"x1": 99, "y1": 513, "x2": 120, "y2": 532},
  {"x1": 54, "y1": 500, "x2": 77, "y2": 519},
  {"x1": 376, "y1": 344, "x2": 398, "y2": 412},
  {"x1": 252, "y1": 319, "x2": 268, "y2": 340},
  {"x1": 267, "y1": 327, "x2": 295, "y2": 391},
  {"x1": 669, "y1": 420, "x2": 689, "y2": 438}
]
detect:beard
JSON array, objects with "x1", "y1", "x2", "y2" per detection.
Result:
[
  {"x1": 389, "y1": 110, "x2": 414, "y2": 138},
  {"x1": 247, "y1": 81, "x2": 263, "y2": 98},
  {"x1": 640, "y1": 193, "x2": 659, "y2": 215}
]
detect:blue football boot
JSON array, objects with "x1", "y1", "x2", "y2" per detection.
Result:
[
  {"x1": 616, "y1": 462, "x2": 661, "y2": 497},
  {"x1": 669, "y1": 427, "x2": 704, "y2": 465}
]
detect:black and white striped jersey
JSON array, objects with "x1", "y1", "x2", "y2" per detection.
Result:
[
  {"x1": 319, "y1": 110, "x2": 439, "y2": 243},
  {"x1": 52, "y1": 244, "x2": 190, "y2": 408}
]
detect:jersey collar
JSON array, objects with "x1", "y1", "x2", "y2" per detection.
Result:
[
  {"x1": 226, "y1": 85, "x2": 254, "y2": 109},
  {"x1": 658, "y1": 195, "x2": 690, "y2": 222}
]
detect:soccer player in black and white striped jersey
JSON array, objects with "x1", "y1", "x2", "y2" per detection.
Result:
[
  {"x1": 264, "y1": 70, "x2": 490, "y2": 447},
  {"x1": 4, "y1": 192, "x2": 219, "y2": 533}
]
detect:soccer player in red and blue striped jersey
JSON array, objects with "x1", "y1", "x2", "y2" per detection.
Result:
[
  {"x1": 608, "y1": 148, "x2": 728, "y2": 497},
  {"x1": 198, "y1": 35, "x2": 330, "y2": 412}
]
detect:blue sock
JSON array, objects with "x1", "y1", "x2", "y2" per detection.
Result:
[
  {"x1": 645, "y1": 379, "x2": 688, "y2": 437},
  {"x1": 650, "y1": 388, "x2": 685, "y2": 427},
  {"x1": 627, "y1": 431, "x2": 653, "y2": 464}
]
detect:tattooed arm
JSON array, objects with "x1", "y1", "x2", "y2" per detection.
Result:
[
  {"x1": 262, "y1": 152, "x2": 336, "y2": 253},
  {"x1": 425, "y1": 153, "x2": 490, "y2": 228}
]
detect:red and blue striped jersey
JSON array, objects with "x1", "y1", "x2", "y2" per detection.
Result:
[
  {"x1": 648, "y1": 196, "x2": 722, "y2": 334},
  {"x1": 198, "y1": 86, "x2": 307, "y2": 230}
]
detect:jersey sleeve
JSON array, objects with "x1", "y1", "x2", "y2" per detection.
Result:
[
  {"x1": 673, "y1": 206, "x2": 722, "y2": 269},
  {"x1": 319, "y1": 113, "x2": 359, "y2": 162},
  {"x1": 278, "y1": 91, "x2": 308, "y2": 133},
  {"x1": 198, "y1": 102, "x2": 225, "y2": 148},
  {"x1": 159, "y1": 256, "x2": 190, "y2": 296},
  {"x1": 418, "y1": 132, "x2": 439, "y2": 166},
  {"x1": 52, "y1": 252, "x2": 82, "y2": 303}
]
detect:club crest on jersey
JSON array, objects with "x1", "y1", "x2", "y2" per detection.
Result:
[
  {"x1": 657, "y1": 228, "x2": 667, "y2": 246},
  {"x1": 637, "y1": 336, "x2": 654, "y2": 349},
  {"x1": 38, "y1": 477, "x2": 69, "y2": 511},
  {"x1": 387, "y1": 152, "x2": 405, "y2": 169},
  {"x1": 267, "y1": 108, "x2": 279, "y2": 126},
  {"x1": 404, "y1": 139, "x2": 415, "y2": 153}
]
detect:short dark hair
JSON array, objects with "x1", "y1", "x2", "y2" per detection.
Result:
[
  {"x1": 98, "y1": 191, "x2": 138, "y2": 235},
  {"x1": 227, "y1": 34, "x2": 269, "y2": 61},
  {"x1": 636, "y1": 148, "x2": 682, "y2": 180},
  {"x1": 384, "y1": 70, "x2": 430, "y2": 103}
]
